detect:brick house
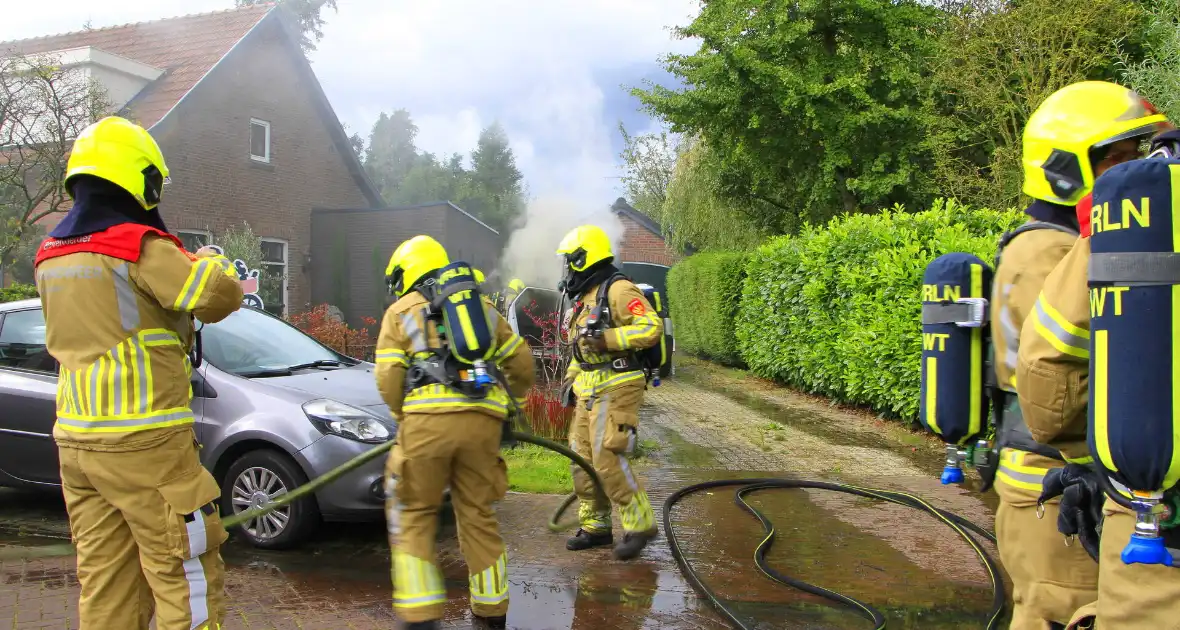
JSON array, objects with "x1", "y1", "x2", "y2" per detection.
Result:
[
  {"x1": 2, "y1": 6, "x2": 383, "y2": 315},
  {"x1": 610, "y1": 197, "x2": 687, "y2": 296},
  {"x1": 309, "y1": 202, "x2": 502, "y2": 328}
]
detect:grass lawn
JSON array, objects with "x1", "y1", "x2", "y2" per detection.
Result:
[{"x1": 502, "y1": 443, "x2": 573, "y2": 494}]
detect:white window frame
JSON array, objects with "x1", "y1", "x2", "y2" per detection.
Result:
[
  {"x1": 175, "y1": 229, "x2": 212, "y2": 252},
  {"x1": 260, "y1": 237, "x2": 288, "y2": 314},
  {"x1": 250, "y1": 118, "x2": 271, "y2": 163}
]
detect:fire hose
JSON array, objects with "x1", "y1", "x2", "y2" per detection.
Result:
[{"x1": 221, "y1": 435, "x2": 1004, "y2": 629}]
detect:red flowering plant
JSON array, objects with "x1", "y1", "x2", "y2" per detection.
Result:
[
  {"x1": 287, "y1": 304, "x2": 378, "y2": 361},
  {"x1": 517, "y1": 299, "x2": 574, "y2": 440}
]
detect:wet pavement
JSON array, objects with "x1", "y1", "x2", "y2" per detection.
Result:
[{"x1": 1, "y1": 359, "x2": 1006, "y2": 629}]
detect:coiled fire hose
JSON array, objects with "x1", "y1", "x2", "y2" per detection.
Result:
[{"x1": 221, "y1": 430, "x2": 605, "y2": 530}]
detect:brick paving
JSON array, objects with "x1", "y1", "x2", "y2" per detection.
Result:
[{"x1": 2, "y1": 368, "x2": 1002, "y2": 629}]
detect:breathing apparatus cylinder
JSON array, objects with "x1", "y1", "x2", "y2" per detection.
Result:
[
  {"x1": 432, "y1": 261, "x2": 497, "y2": 392},
  {"x1": 1088, "y1": 157, "x2": 1180, "y2": 566},
  {"x1": 920, "y1": 253, "x2": 994, "y2": 485}
]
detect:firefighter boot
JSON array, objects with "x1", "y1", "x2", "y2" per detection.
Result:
[
  {"x1": 403, "y1": 621, "x2": 440, "y2": 630},
  {"x1": 566, "y1": 528, "x2": 613, "y2": 551},
  {"x1": 613, "y1": 530, "x2": 657, "y2": 561},
  {"x1": 472, "y1": 614, "x2": 508, "y2": 629}
]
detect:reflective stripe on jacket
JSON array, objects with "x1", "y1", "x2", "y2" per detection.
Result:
[
  {"x1": 1016, "y1": 237, "x2": 1093, "y2": 464},
  {"x1": 36, "y1": 233, "x2": 243, "y2": 448},
  {"x1": 563, "y1": 278, "x2": 663, "y2": 399},
  {"x1": 373, "y1": 291, "x2": 535, "y2": 420}
]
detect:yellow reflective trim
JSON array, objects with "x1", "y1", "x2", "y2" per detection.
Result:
[
  {"x1": 495, "y1": 335, "x2": 522, "y2": 362},
  {"x1": 969, "y1": 263, "x2": 983, "y2": 440},
  {"x1": 1032, "y1": 303, "x2": 1090, "y2": 359},
  {"x1": 455, "y1": 303, "x2": 480, "y2": 355},
  {"x1": 1064, "y1": 453, "x2": 1095, "y2": 465},
  {"x1": 1170, "y1": 164, "x2": 1180, "y2": 491},
  {"x1": 1039, "y1": 292, "x2": 1089, "y2": 340},
  {"x1": 174, "y1": 259, "x2": 213, "y2": 311},
  {"x1": 925, "y1": 356, "x2": 939, "y2": 434},
  {"x1": 1093, "y1": 329, "x2": 1117, "y2": 473},
  {"x1": 613, "y1": 327, "x2": 625, "y2": 349}
]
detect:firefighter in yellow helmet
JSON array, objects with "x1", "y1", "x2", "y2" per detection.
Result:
[
  {"x1": 991, "y1": 81, "x2": 1165, "y2": 629},
  {"x1": 375, "y1": 236, "x2": 535, "y2": 630},
  {"x1": 1014, "y1": 84, "x2": 1176, "y2": 628},
  {"x1": 556, "y1": 225, "x2": 662, "y2": 560},
  {"x1": 33, "y1": 116, "x2": 243, "y2": 630},
  {"x1": 503, "y1": 278, "x2": 525, "y2": 308}
]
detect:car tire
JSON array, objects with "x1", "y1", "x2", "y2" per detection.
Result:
[{"x1": 221, "y1": 449, "x2": 321, "y2": 550}]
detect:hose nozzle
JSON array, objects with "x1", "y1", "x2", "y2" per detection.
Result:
[{"x1": 1122, "y1": 491, "x2": 1174, "y2": 566}]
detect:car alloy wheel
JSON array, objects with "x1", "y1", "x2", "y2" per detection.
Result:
[{"x1": 231, "y1": 466, "x2": 291, "y2": 541}]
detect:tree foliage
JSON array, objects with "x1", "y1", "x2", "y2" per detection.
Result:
[
  {"x1": 0, "y1": 53, "x2": 109, "y2": 278},
  {"x1": 636, "y1": 0, "x2": 943, "y2": 233},
  {"x1": 1119, "y1": 0, "x2": 1180, "y2": 120},
  {"x1": 659, "y1": 136, "x2": 765, "y2": 252},
  {"x1": 930, "y1": 0, "x2": 1144, "y2": 210},
  {"x1": 362, "y1": 111, "x2": 526, "y2": 233},
  {"x1": 236, "y1": 0, "x2": 338, "y2": 53},
  {"x1": 618, "y1": 122, "x2": 679, "y2": 220}
]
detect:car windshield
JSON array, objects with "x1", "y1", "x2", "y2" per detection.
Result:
[{"x1": 200, "y1": 308, "x2": 356, "y2": 376}]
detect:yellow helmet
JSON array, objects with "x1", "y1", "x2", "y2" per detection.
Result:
[
  {"x1": 385, "y1": 235, "x2": 449, "y2": 297},
  {"x1": 555, "y1": 225, "x2": 613, "y2": 272},
  {"x1": 65, "y1": 116, "x2": 170, "y2": 210},
  {"x1": 1022, "y1": 81, "x2": 1170, "y2": 205},
  {"x1": 473, "y1": 268, "x2": 486, "y2": 284},
  {"x1": 508, "y1": 278, "x2": 525, "y2": 293}
]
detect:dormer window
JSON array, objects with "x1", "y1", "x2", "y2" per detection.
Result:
[{"x1": 250, "y1": 118, "x2": 271, "y2": 163}]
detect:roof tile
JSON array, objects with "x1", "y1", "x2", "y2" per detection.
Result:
[{"x1": 0, "y1": 5, "x2": 274, "y2": 128}]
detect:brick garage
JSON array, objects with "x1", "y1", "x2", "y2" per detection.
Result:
[
  {"x1": 6, "y1": 6, "x2": 382, "y2": 315},
  {"x1": 310, "y1": 203, "x2": 503, "y2": 328},
  {"x1": 610, "y1": 198, "x2": 686, "y2": 295}
]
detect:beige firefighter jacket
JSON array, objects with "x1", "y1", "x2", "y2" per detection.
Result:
[
  {"x1": 373, "y1": 290, "x2": 535, "y2": 420},
  {"x1": 36, "y1": 236, "x2": 243, "y2": 450},
  {"x1": 1015, "y1": 237, "x2": 1093, "y2": 464},
  {"x1": 562, "y1": 277, "x2": 663, "y2": 399}
]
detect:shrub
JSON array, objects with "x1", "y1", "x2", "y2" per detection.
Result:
[
  {"x1": 287, "y1": 304, "x2": 377, "y2": 361},
  {"x1": 0, "y1": 283, "x2": 38, "y2": 303},
  {"x1": 516, "y1": 299, "x2": 574, "y2": 439},
  {"x1": 735, "y1": 199, "x2": 1024, "y2": 422},
  {"x1": 666, "y1": 251, "x2": 749, "y2": 365}
]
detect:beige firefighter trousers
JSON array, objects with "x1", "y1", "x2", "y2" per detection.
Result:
[
  {"x1": 568, "y1": 382, "x2": 656, "y2": 536},
  {"x1": 58, "y1": 428, "x2": 227, "y2": 630},
  {"x1": 384, "y1": 411, "x2": 510, "y2": 623},
  {"x1": 994, "y1": 460, "x2": 1098, "y2": 629},
  {"x1": 1065, "y1": 499, "x2": 1180, "y2": 629}
]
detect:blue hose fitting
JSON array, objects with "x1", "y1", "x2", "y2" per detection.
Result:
[
  {"x1": 1122, "y1": 493, "x2": 1173, "y2": 566},
  {"x1": 941, "y1": 444, "x2": 964, "y2": 485}
]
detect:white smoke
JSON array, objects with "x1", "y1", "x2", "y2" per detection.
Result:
[{"x1": 494, "y1": 197, "x2": 626, "y2": 290}]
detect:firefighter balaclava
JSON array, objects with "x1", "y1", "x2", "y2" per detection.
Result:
[{"x1": 555, "y1": 225, "x2": 617, "y2": 298}]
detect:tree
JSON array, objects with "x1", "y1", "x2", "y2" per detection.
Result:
[
  {"x1": 468, "y1": 122, "x2": 524, "y2": 232},
  {"x1": 618, "y1": 122, "x2": 679, "y2": 220},
  {"x1": 0, "y1": 53, "x2": 108, "y2": 278},
  {"x1": 930, "y1": 0, "x2": 1143, "y2": 209},
  {"x1": 636, "y1": 0, "x2": 942, "y2": 233},
  {"x1": 363, "y1": 109, "x2": 420, "y2": 201},
  {"x1": 236, "y1": 0, "x2": 338, "y2": 53},
  {"x1": 659, "y1": 136, "x2": 765, "y2": 252},
  {"x1": 1119, "y1": 0, "x2": 1180, "y2": 120}
]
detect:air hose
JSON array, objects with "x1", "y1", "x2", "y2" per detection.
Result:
[
  {"x1": 662, "y1": 478, "x2": 1006, "y2": 630},
  {"x1": 222, "y1": 431, "x2": 606, "y2": 530}
]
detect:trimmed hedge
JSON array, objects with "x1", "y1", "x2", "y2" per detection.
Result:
[
  {"x1": 667, "y1": 251, "x2": 749, "y2": 365},
  {"x1": 735, "y1": 199, "x2": 1024, "y2": 422},
  {"x1": 0, "y1": 283, "x2": 38, "y2": 303}
]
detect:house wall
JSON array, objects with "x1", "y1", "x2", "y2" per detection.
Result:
[
  {"x1": 615, "y1": 213, "x2": 679, "y2": 267},
  {"x1": 149, "y1": 18, "x2": 371, "y2": 316},
  {"x1": 310, "y1": 204, "x2": 498, "y2": 328}
]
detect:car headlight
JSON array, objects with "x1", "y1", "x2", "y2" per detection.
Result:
[{"x1": 302, "y1": 399, "x2": 392, "y2": 444}]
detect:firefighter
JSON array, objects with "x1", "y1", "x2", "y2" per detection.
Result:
[
  {"x1": 33, "y1": 116, "x2": 244, "y2": 630},
  {"x1": 1015, "y1": 89, "x2": 1176, "y2": 628},
  {"x1": 990, "y1": 81, "x2": 1159, "y2": 628},
  {"x1": 375, "y1": 235, "x2": 535, "y2": 630},
  {"x1": 503, "y1": 278, "x2": 525, "y2": 309},
  {"x1": 556, "y1": 225, "x2": 662, "y2": 560}
]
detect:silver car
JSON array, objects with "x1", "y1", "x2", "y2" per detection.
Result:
[{"x1": 0, "y1": 298, "x2": 396, "y2": 550}]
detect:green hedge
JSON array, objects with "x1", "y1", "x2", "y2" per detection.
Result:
[
  {"x1": 0, "y1": 283, "x2": 38, "y2": 303},
  {"x1": 667, "y1": 251, "x2": 749, "y2": 365},
  {"x1": 735, "y1": 199, "x2": 1024, "y2": 422}
]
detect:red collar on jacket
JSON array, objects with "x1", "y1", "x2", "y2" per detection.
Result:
[
  {"x1": 1076, "y1": 193, "x2": 1093, "y2": 239},
  {"x1": 35, "y1": 223, "x2": 184, "y2": 266}
]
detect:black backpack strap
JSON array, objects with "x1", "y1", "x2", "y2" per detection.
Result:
[
  {"x1": 994, "y1": 221, "x2": 1079, "y2": 269},
  {"x1": 596, "y1": 272, "x2": 628, "y2": 313}
]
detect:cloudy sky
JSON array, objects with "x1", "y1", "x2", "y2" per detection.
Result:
[{"x1": 0, "y1": 1, "x2": 701, "y2": 204}]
